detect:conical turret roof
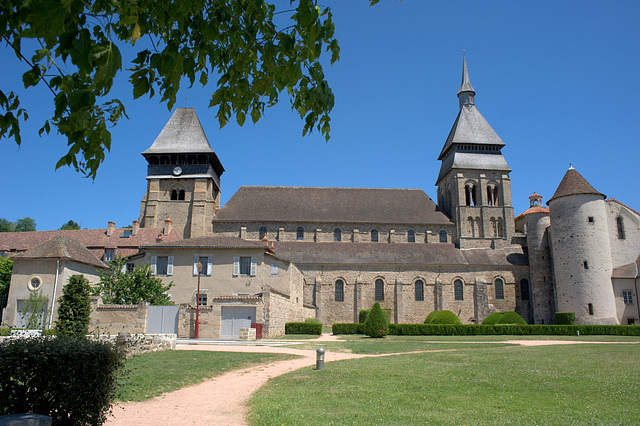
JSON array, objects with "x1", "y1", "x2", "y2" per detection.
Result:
[
  {"x1": 547, "y1": 167, "x2": 605, "y2": 204},
  {"x1": 143, "y1": 108, "x2": 215, "y2": 155}
]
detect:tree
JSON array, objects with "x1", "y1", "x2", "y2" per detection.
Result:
[
  {"x1": 60, "y1": 220, "x2": 81, "y2": 230},
  {"x1": 19, "y1": 290, "x2": 49, "y2": 329},
  {"x1": 56, "y1": 274, "x2": 92, "y2": 337},
  {"x1": 0, "y1": 0, "x2": 377, "y2": 178},
  {"x1": 363, "y1": 302, "x2": 388, "y2": 338},
  {"x1": 0, "y1": 256, "x2": 13, "y2": 295},
  {"x1": 0, "y1": 217, "x2": 37, "y2": 232},
  {"x1": 94, "y1": 257, "x2": 173, "y2": 305}
]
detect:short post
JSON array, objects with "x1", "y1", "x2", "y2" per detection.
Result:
[
  {"x1": 576, "y1": 330, "x2": 580, "y2": 336},
  {"x1": 316, "y1": 347, "x2": 325, "y2": 370}
]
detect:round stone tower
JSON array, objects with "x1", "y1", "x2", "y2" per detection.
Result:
[{"x1": 547, "y1": 167, "x2": 617, "y2": 325}]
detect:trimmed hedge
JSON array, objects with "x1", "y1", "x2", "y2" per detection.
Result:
[
  {"x1": 423, "y1": 310, "x2": 440, "y2": 324},
  {"x1": 497, "y1": 311, "x2": 528, "y2": 325},
  {"x1": 0, "y1": 336, "x2": 124, "y2": 425},
  {"x1": 359, "y1": 308, "x2": 392, "y2": 324},
  {"x1": 482, "y1": 312, "x2": 504, "y2": 325},
  {"x1": 425, "y1": 310, "x2": 462, "y2": 325},
  {"x1": 555, "y1": 312, "x2": 576, "y2": 325},
  {"x1": 332, "y1": 323, "x2": 640, "y2": 336},
  {"x1": 0, "y1": 327, "x2": 10, "y2": 336},
  {"x1": 363, "y1": 302, "x2": 388, "y2": 338},
  {"x1": 332, "y1": 323, "x2": 365, "y2": 334},
  {"x1": 285, "y1": 322, "x2": 322, "y2": 335}
]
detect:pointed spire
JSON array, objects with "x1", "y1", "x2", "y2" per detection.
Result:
[
  {"x1": 548, "y1": 168, "x2": 605, "y2": 204},
  {"x1": 457, "y1": 56, "x2": 475, "y2": 107}
]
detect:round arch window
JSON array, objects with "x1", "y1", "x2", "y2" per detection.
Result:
[{"x1": 28, "y1": 276, "x2": 42, "y2": 291}]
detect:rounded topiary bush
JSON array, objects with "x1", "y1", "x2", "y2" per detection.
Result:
[
  {"x1": 482, "y1": 312, "x2": 504, "y2": 325},
  {"x1": 497, "y1": 311, "x2": 527, "y2": 325},
  {"x1": 363, "y1": 302, "x2": 388, "y2": 338},
  {"x1": 424, "y1": 310, "x2": 440, "y2": 324},
  {"x1": 426, "y1": 310, "x2": 462, "y2": 325}
]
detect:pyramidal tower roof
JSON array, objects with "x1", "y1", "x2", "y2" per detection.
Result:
[
  {"x1": 548, "y1": 167, "x2": 606, "y2": 204},
  {"x1": 436, "y1": 57, "x2": 509, "y2": 184},
  {"x1": 14, "y1": 235, "x2": 107, "y2": 268},
  {"x1": 143, "y1": 108, "x2": 215, "y2": 155}
]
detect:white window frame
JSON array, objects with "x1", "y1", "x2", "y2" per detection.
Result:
[
  {"x1": 151, "y1": 255, "x2": 173, "y2": 276},
  {"x1": 270, "y1": 263, "x2": 279, "y2": 276},
  {"x1": 233, "y1": 255, "x2": 257, "y2": 277},
  {"x1": 193, "y1": 255, "x2": 213, "y2": 276},
  {"x1": 623, "y1": 291, "x2": 634, "y2": 305}
]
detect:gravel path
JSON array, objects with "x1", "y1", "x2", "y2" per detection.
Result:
[{"x1": 107, "y1": 336, "x2": 635, "y2": 425}]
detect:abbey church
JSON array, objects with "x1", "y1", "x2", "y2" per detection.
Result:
[{"x1": 2, "y1": 59, "x2": 639, "y2": 337}]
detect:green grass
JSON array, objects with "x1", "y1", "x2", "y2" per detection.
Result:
[
  {"x1": 250, "y1": 342, "x2": 640, "y2": 425},
  {"x1": 116, "y1": 350, "x2": 295, "y2": 402}
]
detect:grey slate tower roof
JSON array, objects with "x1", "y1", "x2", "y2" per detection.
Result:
[
  {"x1": 547, "y1": 167, "x2": 606, "y2": 204},
  {"x1": 143, "y1": 108, "x2": 215, "y2": 155},
  {"x1": 14, "y1": 235, "x2": 107, "y2": 269},
  {"x1": 214, "y1": 186, "x2": 453, "y2": 225},
  {"x1": 436, "y1": 58, "x2": 509, "y2": 184}
]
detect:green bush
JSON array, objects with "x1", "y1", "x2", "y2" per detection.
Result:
[
  {"x1": 56, "y1": 274, "x2": 92, "y2": 337},
  {"x1": 482, "y1": 312, "x2": 504, "y2": 325},
  {"x1": 332, "y1": 323, "x2": 364, "y2": 334},
  {"x1": 387, "y1": 324, "x2": 640, "y2": 336},
  {"x1": 497, "y1": 311, "x2": 528, "y2": 325},
  {"x1": 425, "y1": 310, "x2": 462, "y2": 325},
  {"x1": 0, "y1": 327, "x2": 10, "y2": 336},
  {"x1": 555, "y1": 312, "x2": 576, "y2": 325},
  {"x1": 359, "y1": 308, "x2": 392, "y2": 324},
  {"x1": 0, "y1": 337, "x2": 124, "y2": 425},
  {"x1": 363, "y1": 302, "x2": 388, "y2": 338},
  {"x1": 285, "y1": 322, "x2": 322, "y2": 335}
]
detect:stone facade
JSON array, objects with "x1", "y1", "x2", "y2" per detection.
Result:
[{"x1": 90, "y1": 302, "x2": 147, "y2": 335}]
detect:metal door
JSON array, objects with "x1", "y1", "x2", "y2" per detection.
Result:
[
  {"x1": 221, "y1": 307, "x2": 256, "y2": 339},
  {"x1": 146, "y1": 305, "x2": 179, "y2": 334}
]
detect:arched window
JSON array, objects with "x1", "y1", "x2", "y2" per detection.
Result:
[
  {"x1": 259, "y1": 226, "x2": 267, "y2": 239},
  {"x1": 296, "y1": 227, "x2": 304, "y2": 241},
  {"x1": 495, "y1": 278, "x2": 504, "y2": 300},
  {"x1": 407, "y1": 230, "x2": 415, "y2": 243},
  {"x1": 454, "y1": 279, "x2": 464, "y2": 301},
  {"x1": 335, "y1": 279, "x2": 344, "y2": 302},
  {"x1": 334, "y1": 228, "x2": 342, "y2": 242},
  {"x1": 371, "y1": 230, "x2": 379, "y2": 242},
  {"x1": 465, "y1": 183, "x2": 477, "y2": 206},
  {"x1": 375, "y1": 279, "x2": 384, "y2": 301},
  {"x1": 170, "y1": 190, "x2": 178, "y2": 200},
  {"x1": 439, "y1": 230, "x2": 447, "y2": 243},
  {"x1": 414, "y1": 280, "x2": 424, "y2": 301},
  {"x1": 617, "y1": 216, "x2": 625, "y2": 240},
  {"x1": 520, "y1": 278, "x2": 530, "y2": 301},
  {"x1": 178, "y1": 190, "x2": 185, "y2": 200}
]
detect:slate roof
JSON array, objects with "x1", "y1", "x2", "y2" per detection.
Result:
[
  {"x1": 612, "y1": 255, "x2": 640, "y2": 279},
  {"x1": 13, "y1": 235, "x2": 107, "y2": 269},
  {"x1": 145, "y1": 235, "x2": 266, "y2": 249},
  {"x1": 214, "y1": 186, "x2": 453, "y2": 225},
  {"x1": 0, "y1": 227, "x2": 181, "y2": 259},
  {"x1": 142, "y1": 108, "x2": 216, "y2": 155},
  {"x1": 274, "y1": 242, "x2": 528, "y2": 266},
  {"x1": 514, "y1": 206, "x2": 549, "y2": 222},
  {"x1": 458, "y1": 57, "x2": 475, "y2": 95},
  {"x1": 547, "y1": 168, "x2": 605, "y2": 204}
]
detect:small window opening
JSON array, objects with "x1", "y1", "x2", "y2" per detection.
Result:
[
  {"x1": 296, "y1": 227, "x2": 304, "y2": 241},
  {"x1": 178, "y1": 190, "x2": 185, "y2": 200},
  {"x1": 407, "y1": 230, "x2": 415, "y2": 243},
  {"x1": 588, "y1": 216, "x2": 594, "y2": 223},
  {"x1": 583, "y1": 261, "x2": 589, "y2": 270},
  {"x1": 371, "y1": 230, "x2": 379, "y2": 242},
  {"x1": 415, "y1": 280, "x2": 424, "y2": 301},
  {"x1": 334, "y1": 228, "x2": 342, "y2": 242},
  {"x1": 335, "y1": 279, "x2": 344, "y2": 302},
  {"x1": 617, "y1": 216, "x2": 625, "y2": 240},
  {"x1": 259, "y1": 226, "x2": 267, "y2": 239},
  {"x1": 439, "y1": 230, "x2": 447, "y2": 243},
  {"x1": 588, "y1": 303, "x2": 594, "y2": 315},
  {"x1": 170, "y1": 190, "x2": 178, "y2": 200},
  {"x1": 375, "y1": 279, "x2": 384, "y2": 301}
]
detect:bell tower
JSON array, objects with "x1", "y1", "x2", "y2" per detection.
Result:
[
  {"x1": 436, "y1": 58, "x2": 514, "y2": 249},
  {"x1": 139, "y1": 108, "x2": 224, "y2": 238}
]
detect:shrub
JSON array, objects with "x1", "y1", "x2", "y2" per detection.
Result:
[
  {"x1": 363, "y1": 302, "x2": 388, "y2": 338},
  {"x1": 0, "y1": 327, "x2": 10, "y2": 336},
  {"x1": 482, "y1": 312, "x2": 504, "y2": 325},
  {"x1": 387, "y1": 324, "x2": 640, "y2": 336},
  {"x1": 285, "y1": 322, "x2": 322, "y2": 335},
  {"x1": 304, "y1": 318, "x2": 321, "y2": 324},
  {"x1": 332, "y1": 323, "x2": 364, "y2": 334},
  {"x1": 426, "y1": 310, "x2": 462, "y2": 325},
  {"x1": 424, "y1": 310, "x2": 440, "y2": 324},
  {"x1": 555, "y1": 312, "x2": 576, "y2": 325},
  {"x1": 497, "y1": 311, "x2": 528, "y2": 325},
  {"x1": 0, "y1": 336, "x2": 124, "y2": 425},
  {"x1": 359, "y1": 308, "x2": 392, "y2": 324},
  {"x1": 56, "y1": 274, "x2": 92, "y2": 337}
]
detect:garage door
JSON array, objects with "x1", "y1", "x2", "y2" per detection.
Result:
[{"x1": 221, "y1": 307, "x2": 256, "y2": 339}]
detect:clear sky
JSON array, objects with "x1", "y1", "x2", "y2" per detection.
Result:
[{"x1": 1, "y1": 1, "x2": 639, "y2": 231}]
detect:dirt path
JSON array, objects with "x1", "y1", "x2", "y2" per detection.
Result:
[{"x1": 107, "y1": 337, "x2": 636, "y2": 425}]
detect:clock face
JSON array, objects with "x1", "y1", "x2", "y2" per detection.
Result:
[{"x1": 173, "y1": 166, "x2": 183, "y2": 176}]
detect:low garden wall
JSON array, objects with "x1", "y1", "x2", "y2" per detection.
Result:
[{"x1": 92, "y1": 332, "x2": 176, "y2": 358}]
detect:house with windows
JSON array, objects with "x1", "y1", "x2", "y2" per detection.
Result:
[{"x1": 1, "y1": 57, "x2": 639, "y2": 335}]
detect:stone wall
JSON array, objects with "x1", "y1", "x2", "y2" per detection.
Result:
[
  {"x1": 90, "y1": 301, "x2": 147, "y2": 334},
  {"x1": 178, "y1": 305, "x2": 218, "y2": 338},
  {"x1": 93, "y1": 332, "x2": 176, "y2": 358}
]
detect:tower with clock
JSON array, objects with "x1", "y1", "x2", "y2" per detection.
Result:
[{"x1": 139, "y1": 108, "x2": 225, "y2": 238}]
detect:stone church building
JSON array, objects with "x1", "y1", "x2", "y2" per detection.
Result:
[{"x1": 2, "y1": 59, "x2": 639, "y2": 336}]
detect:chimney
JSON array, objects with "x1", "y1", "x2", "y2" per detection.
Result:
[
  {"x1": 164, "y1": 217, "x2": 173, "y2": 235},
  {"x1": 261, "y1": 234, "x2": 269, "y2": 246},
  {"x1": 106, "y1": 221, "x2": 115, "y2": 237}
]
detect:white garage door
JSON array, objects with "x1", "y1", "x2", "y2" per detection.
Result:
[{"x1": 221, "y1": 307, "x2": 256, "y2": 339}]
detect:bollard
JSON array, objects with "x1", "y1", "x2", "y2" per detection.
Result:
[
  {"x1": 316, "y1": 347, "x2": 325, "y2": 370},
  {"x1": 577, "y1": 330, "x2": 580, "y2": 336}
]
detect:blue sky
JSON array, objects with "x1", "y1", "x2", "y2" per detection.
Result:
[{"x1": 1, "y1": 1, "x2": 639, "y2": 231}]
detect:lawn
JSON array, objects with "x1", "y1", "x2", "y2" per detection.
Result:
[
  {"x1": 116, "y1": 350, "x2": 295, "y2": 402},
  {"x1": 249, "y1": 341, "x2": 640, "y2": 425}
]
